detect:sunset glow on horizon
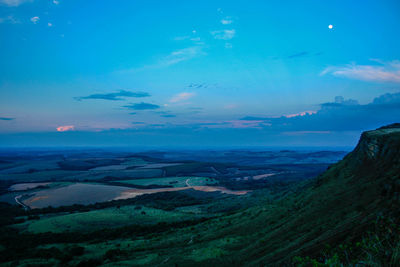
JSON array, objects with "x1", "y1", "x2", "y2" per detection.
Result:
[
  {"x1": 1, "y1": 0, "x2": 399, "y2": 147},
  {"x1": 56, "y1": 125, "x2": 75, "y2": 132}
]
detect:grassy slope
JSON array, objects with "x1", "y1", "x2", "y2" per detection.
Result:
[{"x1": 219, "y1": 127, "x2": 400, "y2": 265}]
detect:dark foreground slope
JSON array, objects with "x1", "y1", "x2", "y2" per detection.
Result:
[
  {"x1": 237, "y1": 124, "x2": 400, "y2": 265},
  {"x1": 171, "y1": 124, "x2": 400, "y2": 266}
]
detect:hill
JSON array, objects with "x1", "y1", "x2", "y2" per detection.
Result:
[{"x1": 235, "y1": 124, "x2": 400, "y2": 265}]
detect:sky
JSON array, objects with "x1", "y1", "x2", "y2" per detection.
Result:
[{"x1": 0, "y1": 0, "x2": 400, "y2": 148}]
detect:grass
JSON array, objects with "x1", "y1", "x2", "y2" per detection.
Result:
[
  {"x1": 0, "y1": 169, "x2": 82, "y2": 182},
  {"x1": 175, "y1": 205, "x2": 207, "y2": 214},
  {"x1": 163, "y1": 162, "x2": 227, "y2": 176},
  {"x1": 121, "y1": 157, "x2": 149, "y2": 166},
  {"x1": 188, "y1": 237, "x2": 240, "y2": 262},
  {"x1": 0, "y1": 160, "x2": 60, "y2": 174},
  {"x1": 0, "y1": 166, "x2": 162, "y2": 183},
  {"x1": 19, "y1": 205, "x2": 202, "y2": 233},
  {"x1": 116, "y1": 176, "x2": 217, "y2": 188}
]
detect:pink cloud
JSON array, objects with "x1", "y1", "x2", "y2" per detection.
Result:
[
  {"x1": 170, "y1": 92, "x2": 196, "y2": 103},
  {"x1": 56, "y1": 125, "x2": 75, "y2": 132},
  {"x1": 227, "y1": 120, "x2": 263, "y2": 128},
  {"x1": 285, "y1": 110, "x2": 316, "y2": 118}
]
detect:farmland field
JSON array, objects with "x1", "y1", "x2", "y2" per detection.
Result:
[
  {"x1": 5, "y1": 178, "x2": 243, "y2": 209},
  {"x1": 22, "y1": 183, "x2": 130, "y2": 209},
  {"x1": 9, "y1": 182, "x2": 50, "y2": 191},
  {"x1": 116, "y1": 176, "x2": 217, "y2": 188},
  {"x1": 18, "y1": 205, "x2": 205, "y2": 233},
  {"x1": 0, "y1": 148, "x2": 350, "y2": 266},
  {"x1": 0, "y1": 150, "x2": 346, "y2": 209}
]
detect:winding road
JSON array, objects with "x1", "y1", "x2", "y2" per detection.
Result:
[{"x1": 15, "y1": 195, "x2": 29, "y2": 210}]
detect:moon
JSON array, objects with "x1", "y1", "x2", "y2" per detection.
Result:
[{"x1": 328, "y1": 24, "x2": 333, "y2": 29}]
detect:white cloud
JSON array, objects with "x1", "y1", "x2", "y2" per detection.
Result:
[
  {"x1": 47, "y1": 22, "x2": 52, "y2": 27},
  {"x1": 174, "y1": 29, "x2": 200, "y2": 42},
  {"x1": 211, "y1": 29, "x2": 235, "y2": 40},
  {"x1": 170, "y1": 92, "x2": 196, "y2": 103},
  {"x1": 53, "y1": 0, "x2": 59, "y2": 4},
  {"x1": 0, "y1": 0, "x2": 32, "y2": 6},
  {"x1": 30, "y1": 16, "x2": 39, "y2": 24},
  {"x1": 321, "y1": 60, "x2": 400, "y2": 83},
  {"x1": 115, "y1": 46, "x2": 206, "y2": 74},
  {"x1": 221, "y1": 18, "x2": 233, "y2": 25},
  {"x1": 0, "y1": 15, "x2": 20, "y2": 24},
  {"x1": 160, "y1": 46, "x2": 205, "y2": 66}
]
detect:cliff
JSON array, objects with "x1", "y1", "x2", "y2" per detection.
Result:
[{"x1": 243, "y1": 124, "x2": 400, "y2": 265}]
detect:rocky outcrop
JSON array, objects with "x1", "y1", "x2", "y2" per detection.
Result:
[{"x1": 351, "y1": 124, "x2": 400, "y2": 164}]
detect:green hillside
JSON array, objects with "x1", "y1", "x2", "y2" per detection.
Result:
[{"x1": 238, "y1": 124, "x2": 400, "y2": 265}]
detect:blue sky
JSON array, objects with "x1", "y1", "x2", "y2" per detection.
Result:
[{"x1": 0, "y1": 0, "x2": 400, "y2": 147}]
